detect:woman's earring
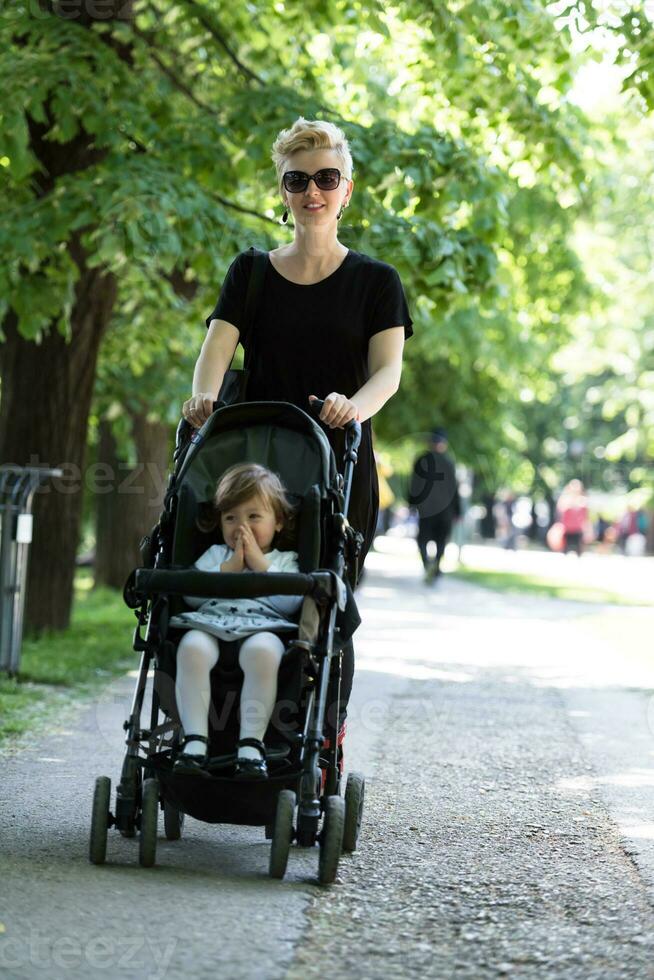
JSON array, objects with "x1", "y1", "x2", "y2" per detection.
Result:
[
  {"x1": 282, "y1": 208, "x2": 289, "y2": 224},
  {"x1": 337, "y1": 201, "x2": 348, "y2": 220}
]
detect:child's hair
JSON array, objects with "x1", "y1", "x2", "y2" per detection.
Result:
[{"x1": 197, "y1": 462, "x2": 297, "y2": 549}]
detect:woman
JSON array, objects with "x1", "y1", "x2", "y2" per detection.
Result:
[{"x1": 183, "y1": 117, "x2": 413, "y2": 732}]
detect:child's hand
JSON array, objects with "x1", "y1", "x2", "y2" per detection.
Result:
[
  {"x1": 240, "y1": 525, "x2": 270, "y2": 572},
  {"x1": 221, "y1": 533, "x2": 245, "y2": 573}
]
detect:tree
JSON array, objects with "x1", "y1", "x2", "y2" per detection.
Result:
[
  {"x1": 0, "y1": 0, "x2": 242, "y2": 630},
  {"x1": 91, "y1": 270, "x2": 201, "y2": 588},
  {"x1": 1, "y1": 0, "x2": 601, "y2": 630}
]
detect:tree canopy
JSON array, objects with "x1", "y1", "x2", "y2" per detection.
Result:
[
  {"x1": 2, "y1": 1, "x2": 599, "y2": 440},
  {"x1": 1, "y1": 0, "x2": 652, "y2": 630}
]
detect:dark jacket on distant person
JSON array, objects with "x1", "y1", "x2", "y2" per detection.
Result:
[{"x1": 408, "y1": 449, "x2": 461, "y2": 523}]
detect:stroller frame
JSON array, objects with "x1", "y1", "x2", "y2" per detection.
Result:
[{"x1": 91, "y1": 400, "x2": 364, "y2": 882}]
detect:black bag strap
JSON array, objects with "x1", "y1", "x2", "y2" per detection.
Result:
[{"x1": 242, "y1": 246, "x2": 268, "y2": 369}]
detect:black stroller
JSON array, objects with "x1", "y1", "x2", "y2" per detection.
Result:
[{"x1": 89, "y1": 399, "x2": 365, "y2": 884}]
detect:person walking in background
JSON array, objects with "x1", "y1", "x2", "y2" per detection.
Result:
[
  {"x1": 498, "y1": 491, "x2": 519, "y2": 550},
  {"x1": 375, "y1": 450, "x2": 396, "y2": 535},
  {"x1": 556, "y1": 479, "x2": 589, "y2": 556},
  {"x1": 408, "y1": 428, "x2": 460, "y2": 583}
]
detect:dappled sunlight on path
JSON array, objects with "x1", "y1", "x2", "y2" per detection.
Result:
[
  {"x1": 351, "y1": 547, "x2": 654, "y2": 905},
  {"x1": 373, "y1": 532, "x2": 654, "y2": 605},
  {"x1": 357, "y1": 545, "x2": 654, "y2": 693}
]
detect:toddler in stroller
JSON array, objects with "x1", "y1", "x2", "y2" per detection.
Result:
[
  {"x1": 170, "y1": 461, "x2": 303, "y2": 780},
  {"x1": 90, "y1": 399, "x2": 365, "y2": 884}
]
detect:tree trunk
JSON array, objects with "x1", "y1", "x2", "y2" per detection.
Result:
[
  {"x1": 94, "y1": 412, "x2": 171, "y2": 590},
  {"x1": 0, "y1": 254, "x2": 116, "y2": 634},
  {"x1": 0, "y1": 3, "x2": 137, "y2": 633}
]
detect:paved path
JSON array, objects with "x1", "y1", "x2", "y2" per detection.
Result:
[
  {"x1": 1, "y1": 544, "x2": 654, "y2": 978},
  {"x1": 289, "y1": 547, "x2": 654, "y2": 979}
]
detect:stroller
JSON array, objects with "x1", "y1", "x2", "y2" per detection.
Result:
[{"x1": 89, "y1": 399, "x2": 365, "y2": 885}]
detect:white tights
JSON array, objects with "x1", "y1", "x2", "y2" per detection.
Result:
[{"x1": 175, "y1": 629, "x2": 284, "y2": 759}]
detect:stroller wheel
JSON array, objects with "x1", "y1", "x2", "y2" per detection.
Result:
[
  {"x1": 342, "y1": 772, "x2": 365, "y2": 852},
  {"x1": 116, "y1": 754, "x2": 141, "y2": 838},
  {"x1": 163, "y1": 800, "x2": 184, "y2": 841},
  {"x1": 318, "y1": 795, "x2": 345, "y2": 885},
  {"x1": 139, "y1": 778, "x2": 159, "y2": 868},
  {"x1": 89, "y1": 776, "x2": 111, "y2": 865},
  {"x1": 269, "y1": 790, "x2": 296, "y2": 880}
]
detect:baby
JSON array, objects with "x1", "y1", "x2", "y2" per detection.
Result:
[{"x1": 169, "y1": 462, "x2": 302, "y2": 779}]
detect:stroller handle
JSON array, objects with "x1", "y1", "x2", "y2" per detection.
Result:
[
  {"x1": 209, "y1": 396, "x2": 359, "y2": 432},
  {"x1": 308, "y1": 397, "x2": 360, "y2": 436},
  {"x1": 308, "y1": 399, "x2": 361, "y2": 516}
]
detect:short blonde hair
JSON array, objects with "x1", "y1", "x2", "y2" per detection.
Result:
[{"x1": 271, "y1": 117, "x2": 353, "y2": 193}]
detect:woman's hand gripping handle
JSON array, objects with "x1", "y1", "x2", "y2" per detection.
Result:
[
  {"x1": 308, "y1": 393, "x2": 360, "y2": 429},
  {"x1": 309, "y1": 397, "x2": 362, "y2": 458},
  {"x1": 182, "y1": 393, "x2": 216, "y2": 430}
]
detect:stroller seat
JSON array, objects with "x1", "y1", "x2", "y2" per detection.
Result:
[{"x1": 162, "y1": 421, "x2": 327, "y2": 753}]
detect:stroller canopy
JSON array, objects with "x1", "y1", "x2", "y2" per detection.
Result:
[{"x1": 171, "y1": 401, "x2": 339, "y2": 572}]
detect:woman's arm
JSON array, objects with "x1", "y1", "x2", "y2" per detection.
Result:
[
  {"x1": 354, "y1": 326, "x2": 405, "y2": 422},
  {"x1": 310, "y1": 327, "x2": 405, "y2": 428},
  {"x1": 184, "y1": 320, "x2": 240, "y2": 426},
  {"x1": 193, "y1": 320, "x2": 240, "y2": 397}
]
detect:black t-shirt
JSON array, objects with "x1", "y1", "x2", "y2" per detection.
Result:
[{"x1": 206, "y1": 248, "x2": 413, "y2": 558}]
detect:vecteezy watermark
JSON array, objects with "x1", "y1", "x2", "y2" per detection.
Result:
[
  {"x1": 14, "y1": 429, "x2": 635, "y2": 510},
  {"x1": 7, "y1": 456, "x2": 170, "y2": 507},
  {"x1": 0, "y1": 929, "x2": 176, "y2": 979},
  {"x1": 18, "y1": 0, "x2": 136, "y2": 21},
  {"x1": 87, "y1": 666, "x2": 444, "y2": 752}
]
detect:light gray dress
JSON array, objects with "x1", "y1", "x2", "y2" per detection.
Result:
[{"x1": 168, "y1": 544, "x2": 303, "y2": 641}]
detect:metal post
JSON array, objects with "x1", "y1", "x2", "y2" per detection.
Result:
[
  {"x1": 0, "y1": 466, "x2": 62, "y2": 675},
  {"x1": 8, "y1": 472, "x2": 30, "y2": 676},
  {"x1": 0, "y1": 471, "x2": 16, "y2": 672}
]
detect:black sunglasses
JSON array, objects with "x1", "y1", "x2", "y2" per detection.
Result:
[{"x1": 282, "y1": 168, "x2": 343, "y2": 193}]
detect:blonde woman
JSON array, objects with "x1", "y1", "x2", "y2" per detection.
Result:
[{"x1": 183, "y1": 117, "x2": 413, "y2": 740}]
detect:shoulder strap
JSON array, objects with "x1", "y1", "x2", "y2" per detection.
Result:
[{"x1": 242, "y1": 247, "x2": 268, "y2": 359}]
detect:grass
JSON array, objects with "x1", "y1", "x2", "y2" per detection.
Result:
[
  {"x1": 0, "y1": 571, "x2": 136, "y2": 744},
  {"x1": 450, "y1": 567, "x2": 651, "y2": 606}
]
